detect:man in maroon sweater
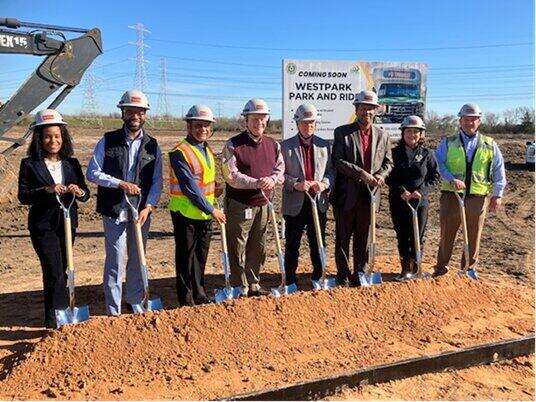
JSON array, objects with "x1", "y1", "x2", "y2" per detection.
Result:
[{"x1": 222, "y1": 99, "x2": 285, "y2": 297}]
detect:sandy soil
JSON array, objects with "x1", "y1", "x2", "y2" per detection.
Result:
[{"x1": 0, "y1": 127, "x2": 534, "y2": 400}]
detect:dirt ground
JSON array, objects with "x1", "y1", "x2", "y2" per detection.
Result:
[{"x1": 0, "y1": 127, "x2": 534, "y2": 400}]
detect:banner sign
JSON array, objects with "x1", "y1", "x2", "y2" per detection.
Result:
[{"x1": 282, "y1": 60, "x2": 427, "y2": 140}]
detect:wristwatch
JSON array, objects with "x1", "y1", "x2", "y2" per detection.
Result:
[{"x1": 145, "y1": 204, "x2": 154, "y2": 213}]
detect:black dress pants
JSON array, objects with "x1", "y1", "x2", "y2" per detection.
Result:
[
  {"x1": 171, "y1": 211, "x2": 212, "y2": 307},
  {"x1": 389, "y1": 195, "x2": 429, "y2": 260},
  {"x1": 30, "y1": 225, "x2": 71, "y2": 328},
  {"x1": 283, "y1": 198, "x2": 327, "y2": 285},
  {"x1": 334, "y1": 186, "x2": 371, "y2": 284}
]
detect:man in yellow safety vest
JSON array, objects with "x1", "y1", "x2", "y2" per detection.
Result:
[
  {"x1": 433, "y1": 103, "x2": 506, "y2": 277},
  {"x1": 168, "y1": 105, "x2": 225, "y2": 306}
]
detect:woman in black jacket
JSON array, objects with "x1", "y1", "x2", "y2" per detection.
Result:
[
  {"x1": 18, "y1": 109, "x2": 90, "y2": 328},
  {"x1": 386, "y1": 115, "x2": 440, "y2": 280}
]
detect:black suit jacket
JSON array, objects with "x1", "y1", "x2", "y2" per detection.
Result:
[
  {"x1": 18, "y1": 157, "x2": 90, "y2": 232},
  {"x1": 330, "y1": 122, "x2": 393, "y2": 209},
  {"x1": 386, "y1": 143, "x2": 440, "y2": 199}
]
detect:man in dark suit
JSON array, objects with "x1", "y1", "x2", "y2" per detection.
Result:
[
  {"x1": 331, "y1": 90, "x2": 393, "y2": 286},
  {"x1": 281, "y1": 104, "x2": 334, "y2": 287}
]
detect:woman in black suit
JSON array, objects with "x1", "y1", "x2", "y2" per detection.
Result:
[
  {"x1": 18, "y1": 109, "x2": 90, "y2": 328},
  {"x1": 386, "y1": 116, "x2": 440, "y2": 280}
]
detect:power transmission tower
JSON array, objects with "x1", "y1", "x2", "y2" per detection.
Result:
[
  {"x1": 157, "y1": 57, "x2": 169, "y2": 119},
  {"x1": 81, "y1": 64, "x2": 98, "y2": 116},
  {"x1": 217, "y1": 102, "x2": 223, "y2": 118},
  {"x1": 128, "y1": 23, "x2": 150, "y2": 92},
  {"x1": 80, "y1": 64, "x2": 102, "y2": 127}
]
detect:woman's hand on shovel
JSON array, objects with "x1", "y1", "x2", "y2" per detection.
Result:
[{"x1": 46, "y1": 183, "x2": 67, "y2": 194}]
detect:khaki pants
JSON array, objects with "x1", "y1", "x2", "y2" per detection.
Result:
[
  {"x1": 436, "y1": 192, "x2": 489, "y2": 271},
  {"x1": 224, "y1": 197, "x2": 269, "y2": 292}
]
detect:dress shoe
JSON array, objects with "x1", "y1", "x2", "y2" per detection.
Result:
[
  {"x1": 248, "y1": 287, "x2": 271, "y2": 297},
  {"x1": 432, "y1": 266, "x2": 448, "y2": 278}
]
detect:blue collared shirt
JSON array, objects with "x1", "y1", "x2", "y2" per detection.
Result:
[
  {"x1": 169, "y1": 135, "x2": 215, "y2": 215},
  {"x1": 435, "y1": 130, "x2": 506, "y2": 197},
  {"x1": 86, "y1": 127, "x2": 163, "y2": 222}
]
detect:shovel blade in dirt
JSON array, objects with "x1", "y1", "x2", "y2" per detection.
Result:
[
  {"x1": 271, "y1": 283, "x2": 298, "y2": 297},
  {"x1": 358, "y1": 271, "x2": 383, "y2": 287},
  {"x1": 215, "y1": 286, "x2": 243, "y2": 304},
  {"x1": 311, "y1": 277, "x2": 337, "y2": 290},
  {"x1": 55, "y1": 305, "x2": 90, "y2": 328},
  {"x1": 130, "y1": 261, "x2": 163, "y2": 313},
  {"x1": 457, "y1": 269, "x2": 478, "y2": 280},
  {"x1": 406, "y1": 272, "x2": 432, "y2": 281},
  {"x1": 131, "y1": 297, "x2": 163, "y2": 313}
]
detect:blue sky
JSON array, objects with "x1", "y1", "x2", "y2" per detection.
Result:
[{"x1": 1, "y1": 0, "x2": 534, "y2": 119}]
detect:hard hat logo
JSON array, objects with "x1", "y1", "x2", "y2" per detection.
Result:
[
  {"x1": 42, "y1": 114, "x2": 54, "y2": 121},
  {"x1": 131, "y1": 96, "x2": 141, "y2": 103},
  {"x1": 364, "y1": 95, "x2": 373, "y2": 101},
  {"x1": 304, "y1": 111, "x2": 313, "y2": 117},
  {"x1": 255, "y1": 105, "x2": 265, "y2": 111},
  {"x1": 199, "y1": 110, "x2": 208, "y2": 116}
]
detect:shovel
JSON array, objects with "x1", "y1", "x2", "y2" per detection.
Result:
[
  {"x1": 454, "y1": 191, "x2": 478, "y2": 280},
  {"x1": 55, "y1": 193, "x2": 90, "y2": 328},
  {"x1": 358, "y1": 185, "x2": 383, "y2": 287},
  {"x1": 124, "y1": 193, "x2": 163, "y2": 313},
  {"x1": 214, "y1": 200, "x2": 243, "y2": 303},
  {"x1": 306, "y1": 192, "x2": 337, "y2": 290},
  {"x1": 404, "y1": 197, "x2": 432, "y2": 280},
  {"x1": 261, "y1": 191, "x2": 297, "y2": 297}
]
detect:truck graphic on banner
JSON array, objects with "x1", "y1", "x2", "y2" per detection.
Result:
[
  {"x1": 282, "y1": 59, "x2": 427, "y2": 140},
  {"x1": 373, "y1": 67, "x2": 425, "y2": 124}
]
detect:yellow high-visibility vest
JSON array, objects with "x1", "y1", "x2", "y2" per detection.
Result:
[
  {"x1": 440, "y1": 133, "x2": 494, "y2": 195},
  {"x1": 168, "y1": 140, "x2": 215, "y2": 220}
]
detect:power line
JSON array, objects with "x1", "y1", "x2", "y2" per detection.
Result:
[
  {"x1": 148, "y1": 38, "x2": 533, "y2": 52},
  {"x1": 151, "y1": 54, "x2": 279, "y2": 69}
]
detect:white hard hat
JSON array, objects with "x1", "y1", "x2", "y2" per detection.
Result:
[
  {"x1": 352, "y1": 90, "x2": 380, "y2": 107},
  {"x1": 34, "y1": 109, "x2": 67, "y2": 127},
  {"x1": 458, "y1": 103, "x2": 482, "y2": 117},
  {"x1": 117, "y1": 90, "x2": 150, "y2": 110},
  {"x1": 400, "y1": 115, "x2": 426, "y2": 130},
  {"x1": 293, "y1": 104, "x2": 320, "y2": 122},
  {"x1": 184, "y1": 105, "x2": 215, "y2": 122},
  {"x1": 242, "y1": 98, "x2": 270, "y2": 116}
]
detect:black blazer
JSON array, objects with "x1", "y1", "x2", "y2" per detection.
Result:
[
  {"x1": 330, "y1": 122, "x2": 393, "y2": 209},
  {"x1": 386, "y1": 143, "x2": 440, "y2": 199},
  {"x1": 18, "y1": 157, "x2": 90, "y2": 232}
]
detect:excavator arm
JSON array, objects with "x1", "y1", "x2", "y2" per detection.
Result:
[{"x1": 0, "y1": 18, "x2": 102, "y2": 154}]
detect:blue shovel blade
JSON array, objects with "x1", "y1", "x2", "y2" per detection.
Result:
[
  {"x1": 271, "y1": 283, "x2": 298, "y2": 298},
  {"x1": 457, "y1": 269, "x2": 478, "y2": 280},
  {"x1": 55, "y1": 305, "x2": 90, "y2": 328},
  {"x1": 358, "y1": 271, "x2": 383, "y2": 287},
  {"x1": 131, "y1": 297, "x2": 163, "y2": 314},
  {"x1": 405, "y1": 272, "x2": 432, "y2": 281},
  {"x1": 215, "y1": 287, "x2": 243, "y2": 304},
  {"x1": 312, "y1": 277, "x2": 338, "y2": 290}
]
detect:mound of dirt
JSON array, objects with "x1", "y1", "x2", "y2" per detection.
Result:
[
  {"x1": 0, "y1": 278, "x2": 533, "y2": 400},
  {"x1": 0, "y1": 155, "x2": 17, "y2": 204}
]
